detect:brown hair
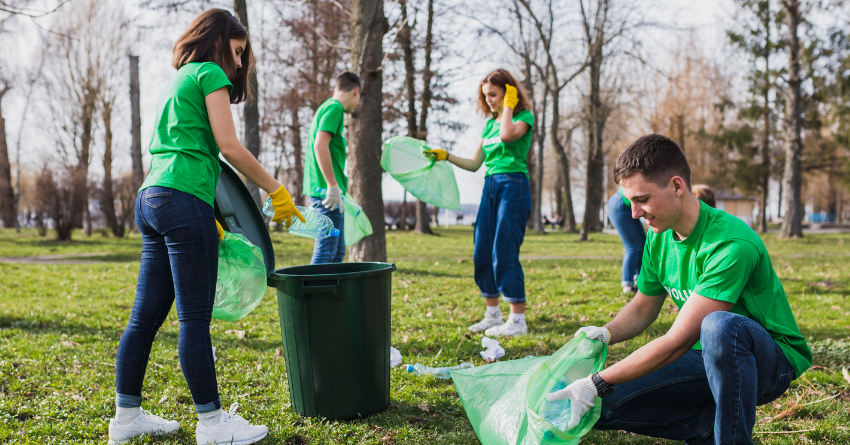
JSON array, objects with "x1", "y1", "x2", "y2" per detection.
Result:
[
  {"x1": 613, "y1": 134, "x2": 692, "y2": 189},
  {"x1": 477, "y1": 69, "x2": 532, "y2": 118},
  {"x1": 692, "y1": 184, "x2": 716, "y2": 208},
  {"x1": 172, "y1": 9, "x2": 254, "y2": 104},
  {"x1": 336, "y1": 71, "x2": 361, "y2": 92}
]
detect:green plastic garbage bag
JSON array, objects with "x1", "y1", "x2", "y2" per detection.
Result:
[
  {"x1": 212, "y1": 232, "x2": 267, "y2": 321},
  {"x1": 343, "y1": 195, "x2": 372, "y2": 246},
  {"x1": 381, "y1": 136, "x2": 461, "y2": 211},
  {"x1": 452, "y1": 333, "x2": 608, "y2": 445}
]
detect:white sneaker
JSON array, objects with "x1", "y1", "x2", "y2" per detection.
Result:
[
  {"x1": 623, "y1": 285, "x2": 637, "y2": 294},
  {"x1": 107, "y1": 409, "x2": 179, "y2": 444},
  {"x1": 484, "y1": 317, "x2": 528, "y2": 337},
  {"x1": 196, "y1": 403, "x2": 268, "y2": 445},
  {"x1": 468, "y1": 314, "x2": 504, "y2": 333}
]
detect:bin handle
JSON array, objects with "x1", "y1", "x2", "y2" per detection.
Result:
[{"x1": 301, "y1": 279, "x2": 340, "y2": 299}]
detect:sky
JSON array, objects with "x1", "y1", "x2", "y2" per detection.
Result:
[{"x1": 1, "y1": 0, "x2": 734, "y2": 214}]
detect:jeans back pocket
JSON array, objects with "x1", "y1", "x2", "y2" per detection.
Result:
[{"x1": 144, "y1": 190, "x2": 172, "y2": 209}]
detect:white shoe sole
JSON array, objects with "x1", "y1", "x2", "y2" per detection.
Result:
[
  {"x1": 197, "y1": 431, "x2": 268, "y2": 445},
  {"x1": 108, "y1": 431, "x2": 178, "y2": 445},
  {"x1": 468, "y1": 320, "x2": 504, "y2": 333}
]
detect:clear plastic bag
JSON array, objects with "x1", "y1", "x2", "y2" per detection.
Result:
[
  {"x1": 381, "y1": 136, "x2": 461, "y2": 211},
  {"x1": 452, "y1": 333, "x2": 608, "y2": 444},
  {"x1": 212, "y1": 232, "x2": 267, "y2": 322}
]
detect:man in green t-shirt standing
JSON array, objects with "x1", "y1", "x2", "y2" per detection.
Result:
[
  {"x1": 548, "y1": 134, "x2": 812, "y2": 445},
  {"x1": 302, "y1": 72, "x2": 360, "y2": 264}
]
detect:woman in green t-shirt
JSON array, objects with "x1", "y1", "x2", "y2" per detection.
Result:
[
  {"x1": 109, "y1": 10, "x2": 302, "y2": 445},
  {"x1": 426, "y1": 69, "x2": 535, "y2": 337}
]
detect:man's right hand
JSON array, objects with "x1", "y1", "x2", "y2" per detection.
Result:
[
  {"x1": 322, "y1": 185, "x2": 343, "y2": 213},
  {"x1": 575, "y1": 326, "x2": 611, "y2": 344}
]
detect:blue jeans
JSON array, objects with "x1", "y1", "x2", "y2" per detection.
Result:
[
  {"x1": 594, "y1": 312, "x2": 795, "y2": 445},
  {"x1": 474, "y1": 173, "x2": 532, "y2": 303},
  {"x1": 309, "y1": 196, "x2": 345, "y2": 264},
  {"x1": 115, "y1": 187, "x2": 221, "y2": 414},
  {"x1": 607, "y1": 190, "x2": 646, "y2": 287}
]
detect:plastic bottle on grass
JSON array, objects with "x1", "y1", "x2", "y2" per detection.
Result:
[
  {"x1": 262, "y1": 199, "x2": 339, "y2": 240},
  {"x1": 406, "y1": 362, "x2": 474, "y2": 379},
  {"x1": 539, "y1": 376, "x2": 573, "y2": 432}
]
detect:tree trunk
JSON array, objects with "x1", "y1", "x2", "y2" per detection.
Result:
[
  {"x1": 234, "y1": 0, "x2": 262, "y2": 207},
  {"x1": 348, "y1": 0, "x2": 388, "y2": 261},
  {"x1": 757, "y1": 18, "x2": 771, "y2": 234},
  {"x1": 531, "y1": 84, "x2": 548, "y2": 234},
  {"x1": 130, "y1": 55, "x2": 144, "y2": 193},
  {"x1": 552, "y1": 124, "x2": 577, "y2": 232},
  {"x1": 415, "y1": 200, "x2": 431, "y2": 234},
  {"x1": 101, "y1": 101, "x2": 122, "y2": 237},
  {"x1": 0, "y1": 87, "x2": 16, "y2": 228},
  {"x1": 580, "y1": 31, "x2": 607, "y2": 241},
  {"x1": 289, "y1": 105, "x2": 305, "y2": 206},
  {"x1": 80, "y1": 93, "x2": 96, "y2": 236},
  {"x1": 780, "y1": 0, "x2": 804, "y2": 238}
]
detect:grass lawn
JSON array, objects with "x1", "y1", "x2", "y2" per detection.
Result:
[{"x1": 0, "y1": 226, "x2": 848, "y2": 444}]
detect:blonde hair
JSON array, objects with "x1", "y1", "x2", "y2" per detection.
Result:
[{"x1": 693, "y1": 184, "x2": 716, "y2": 208}]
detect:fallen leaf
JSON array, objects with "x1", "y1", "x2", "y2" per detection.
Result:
[
  {"x1": 417, "y1": 403, "x2": 430, "y2": 413},
  {"x1": 426, "y1": 312, "x2": 432, "y2": 318},
  {"x1": 158, "y1": 395, "x2": 168, "y2": 405},
  {"x1": 579, "y1": 316, "x2": 589, "y2": 322},
  {"x1": 71, "y1": 395, "x2": 85, "y2": 401},
  {"x1": 274, "y1": 349, "x2": 282, "y2": 359},
  {"x1": 842, "y1": 367, "x2": 850, "y2": 385}
]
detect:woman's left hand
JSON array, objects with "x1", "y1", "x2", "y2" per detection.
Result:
[{"x1": 503, "y1": 84, "x2": 519, "y2": 110}]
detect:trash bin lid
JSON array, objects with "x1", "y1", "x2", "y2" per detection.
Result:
[{"x1": 214, "y1": 159, "x2": 275, "y2": 276}]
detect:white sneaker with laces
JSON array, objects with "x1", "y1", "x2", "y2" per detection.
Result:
[
  {"x1": 196, "y1": 403, "x2": 268, "y2": 445},
  {"x1": 468, "y1": 314, "x2": 504, "y2": 333},
  {"x1": 484, "y1": 317, "x2": 528, "y2": 337},
  {"x1": 107, "y1": 409, "x2": 179, "y2": 444}
]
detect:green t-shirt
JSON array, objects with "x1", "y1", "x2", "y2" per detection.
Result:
[
  {"x1": 636, "y1": 201, "x2": 812, "y2": 378},
  {"x1": 140, "y1": 62, "x2": 233, "y2": 206},
  {"x1": 480, "y1": 110, "x2": 535, "y2": 177},
  {"x1": 303, "y1": 98, "x2": 347, "y2": 198}
]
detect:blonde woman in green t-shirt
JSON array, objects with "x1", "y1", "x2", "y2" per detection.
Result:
[
  {"x1": 109, "y1": 10, "x2": 303, "y2": 445},
  {"x1": 426, "y1": 69, "x2": 535, "y2": 337}
]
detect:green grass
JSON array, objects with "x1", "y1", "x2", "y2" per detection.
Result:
[{"x1": 0, "y1": 227, "x2": 848, "y2": 444}]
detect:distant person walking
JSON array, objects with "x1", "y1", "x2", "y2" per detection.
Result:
[
  {"x1": 110, "y1": 9, "x2": 303, "y2": 445},
  {"x1": 607, "y1": 186, "x2": 646, "y2": 294},
  {"x1": 302, "y1": 72, "x2": 361, "y2": 264},
  {"x1": 693, "y1": 184, "x2": 716, "y2": 208},
  {"x1": 425, "y1": 69, "x2": 534, "y2": 337}
]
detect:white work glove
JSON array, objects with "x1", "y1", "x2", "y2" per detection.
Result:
[
  {"x1": 322, "y1": 185, "x2": 344, "y2": 213},
  {"x1": 545, "y1": 376, "x2": 598, "y2": 430},
  {"x1": 575, "y1": 326, "x2": 611, "y2": 344}
]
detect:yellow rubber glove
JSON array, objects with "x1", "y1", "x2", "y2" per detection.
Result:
[
  {"x1": 215, "y1": 220, "x2": 224, "y2": 240},
  {"x1": 503, "y1": 84, "x2": 519, "y2": 110},
  {"x1": 270, "y1": 184, "x2": 306, "y2": 229},
  {"x1": 424, "y1": 149, "x2": 448, "y2": 162}
]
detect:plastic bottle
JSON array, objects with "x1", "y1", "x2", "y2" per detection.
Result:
[
  {"x1": 315, "y1": 187, "x2": 362, "y2": 216},
  {"x1": 539, "y1": 376, "x2": 573, "y2": 432},
  {"x1": 262, "y1": 199, "x2": 340, "y2": 240},
  {"x1": 405, "y1": 362, "x2": 474, "y2": 379}
]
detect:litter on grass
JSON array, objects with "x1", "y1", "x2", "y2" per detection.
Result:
[{"x1": 480, "y1": 336, "x2": 505, "y2": 361}]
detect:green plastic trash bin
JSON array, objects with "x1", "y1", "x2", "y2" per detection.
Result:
[{"x1": 268, "y1": 262, "x2": 396, "y2": 420}]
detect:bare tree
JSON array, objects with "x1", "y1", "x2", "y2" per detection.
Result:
[
  {"x1": 129, "y1": 55, "x2": 143, "y2": 192},
  {"x1": 0, "y1": 80, "x2": 14, "y2": 228},
  {"x1": 780, "y1": 0, "x2": 804, "y2": 237},
  {"x1": 348, "y1": 0, "x2": 389, "y2": 261},
  {"x1": 234, "y1": 0, "x2": 261, "y2": 206}
]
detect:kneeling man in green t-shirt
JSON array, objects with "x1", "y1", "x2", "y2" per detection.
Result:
[{"x1": 549, "y1": 134, "x2": 812, "y2": 445}]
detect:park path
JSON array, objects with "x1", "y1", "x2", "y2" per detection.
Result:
[{"x1": 0, "y1": 252, "x2": 112, "y2": 264}]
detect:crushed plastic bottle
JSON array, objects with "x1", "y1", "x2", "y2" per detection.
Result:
[
  {"x1": 262, "y1": 199, "x2": 340, "y2": 240},
  {"x1": 315, "y1": 187, "x2": 362, "y2": 216},
  {"x1": 406, "y1": 362, "x2": 474, "y2": 379},
  {"x1": 539, "y1": 376, "x2": 573, "y2": 432}
]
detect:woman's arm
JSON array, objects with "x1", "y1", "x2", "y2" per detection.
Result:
[
  {"x1": 446, "y1": 140, "x2": 486, "y2": 172},
  {"x1": 206, "y1": 88, "x2": 281, "y2": 194},
  {"x1": 498, "y1": 107, "x2": 530, "y2": 143}
]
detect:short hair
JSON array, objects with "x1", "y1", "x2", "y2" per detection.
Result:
[
  {"x1": 477, "y1": 69, "x2": 532, "y2": 118},
  {"x1": 613, "y1": 134, "x2": 691, "y2": 189},
  {"x1": 692, "y1": 184, "x2": 716, "y2": 208},
  {"x1": 172, "y1": 9, "x2": 255, "y2": 104},
  {"x1": 336, "y1": 71, "x2": 361, "y2": 92}
]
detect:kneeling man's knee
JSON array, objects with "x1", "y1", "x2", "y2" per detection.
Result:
[{"x1": 700, "y1": 311, "x2": 743, "y2": 359}]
